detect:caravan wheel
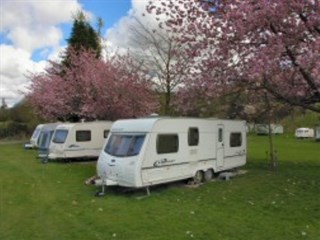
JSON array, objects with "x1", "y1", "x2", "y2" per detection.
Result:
[
  {"x1": 204, "y1": 169, "x2": 214, "y2": 182},
  {"x1": 193, "y1": 170, "x2": 203, "y2": 184}
]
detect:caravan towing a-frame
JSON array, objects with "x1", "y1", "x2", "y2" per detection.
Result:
[{"x1": 96, "y1": 117, "x2": 246, "y2": 194}]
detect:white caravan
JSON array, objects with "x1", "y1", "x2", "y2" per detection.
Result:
[
  {"x1": 48, "y1": 121, "x2": 112, "y2": 160},
  {"x1": 37, "y1": 123, "x2": 60, "y2": 161},
  {"x1": 24, "y1": 124, "x2": 44, "y2": 149},
  {"x1": 96, "y1": 117, "x2": 246, "y2": 191},
  {"x1": 255, "y1": 124, "x2": 284, "y2": 135},
  {"x1": 295, "y1": 128, "x2": 314, "y2": 138},
  {"x1": 25, "y1": 123, "x2": 59, "y2": 149}
]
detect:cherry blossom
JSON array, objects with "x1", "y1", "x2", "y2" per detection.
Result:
[{"x1": 27, "y1": 49, "x2": 158, "y2": 121}]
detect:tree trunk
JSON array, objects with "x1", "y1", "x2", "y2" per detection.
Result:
[
  {"x1": 164, "y1": 86, "x2": 171, "y2": 115},
  {"x1": 267, "y1": 121, "x2": 277, "y2": 170},
  {"x1": 265, "y1": 92, "x2": 278, "y2": 170}
]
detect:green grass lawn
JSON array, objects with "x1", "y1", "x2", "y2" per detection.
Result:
[{"x1": 0, "y1": 136, "x2": 319, "y2": 240}]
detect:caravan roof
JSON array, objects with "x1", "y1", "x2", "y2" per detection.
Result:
[
  {"x1": 111, "y1": 117, "x2": 245, "y2": 133},
  {"x1": 111, "y1": 118, "x2": 159, "y2": 133},
  {"x1": 55, "y1": 121, "x2": 109, "y2": 129}
]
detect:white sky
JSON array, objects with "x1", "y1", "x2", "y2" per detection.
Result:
[{"x1": 0, "y1": 0, "x2": 155, "y2": 107}]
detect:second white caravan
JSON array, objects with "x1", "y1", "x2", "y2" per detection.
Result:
[
  {"x1": 97, "y1": 117, "x2": 246, "y2": 190},
  {"x1": 48, "y1": 121, "x2": 112, "y2": 160}
]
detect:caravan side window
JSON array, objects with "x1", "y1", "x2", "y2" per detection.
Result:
[
  {"x1": 32, "y1": 127, "x2": 41, "y2": 138},
  {"x1": 104, "y1": 130, "x2": 110, "y2": 138},
  {"x1": 188, "y1": 127, "x2": 199, "y2": 146},
  {"x1": 157, "y1": 134, "x2": 179, "y2": 154},
  {"x1": 76, "y1": 130, "x2": 91, "y2": 142},
  {"x1": 230, "y1": 132, "x2": 242, "y2": 147}
]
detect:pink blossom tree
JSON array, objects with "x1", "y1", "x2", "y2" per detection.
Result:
[
  {"x1": 27, "y1": 49, "x2": 158, "y2": 121},
  {"x1": 147, "y1": 0, "x2": 320, "y2": 113},
  {"x1": 146, "y1": 0, "x2": 320, "y2": 169}
]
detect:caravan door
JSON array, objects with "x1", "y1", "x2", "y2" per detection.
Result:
[{"x1": 217, "y1": 124, "x2": 224, "y2": 168}]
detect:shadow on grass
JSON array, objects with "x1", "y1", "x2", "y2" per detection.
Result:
[{"x1": 39, "y1": 157, "x2": 98, "y2": 164}]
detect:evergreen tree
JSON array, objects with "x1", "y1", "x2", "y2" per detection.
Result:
[
  {"x1": 0, "y1": 98, "x2": 8, "y2": 122},
  {"x1": 1, "y1": 98, "x2": 8, "y2": 110},
  {"x1": 64, "y1": 11, "x2": 102, "y2": 61},
  {"x1": 57, "y1": 11, "x2": 103, "y2": 121}
]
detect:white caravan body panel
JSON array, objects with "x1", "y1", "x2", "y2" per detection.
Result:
[
  {"x1": 48, "y1": 121, "x2": 112, "y2": 160},
  {"x1": 255, "y1": 124, "x2": 284, "y2": 135},
  {"x1": 97, "y1": 118, "x2": 246, "y2": 188}
]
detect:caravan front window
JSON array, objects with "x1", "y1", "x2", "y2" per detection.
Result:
[
  {"x1": 104, "y1": 134, "x2": 145, "y2": 157},
  {"x1": 52, "y1": 129, "x2": 68, "y2": 144},
  {"x1": 38, "y1": 132, "x2": 49, "y2": 148},
  {"x1": 32, "y1": 128, "x2": 41, "y2": 139}
]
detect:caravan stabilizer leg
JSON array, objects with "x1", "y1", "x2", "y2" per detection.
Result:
[
  {"x1": 146, "y1": 187, "x2": 150, "y2": 196},
  {"x1": 95, "y1": 181, "x2": 106, "y2": 197}
]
